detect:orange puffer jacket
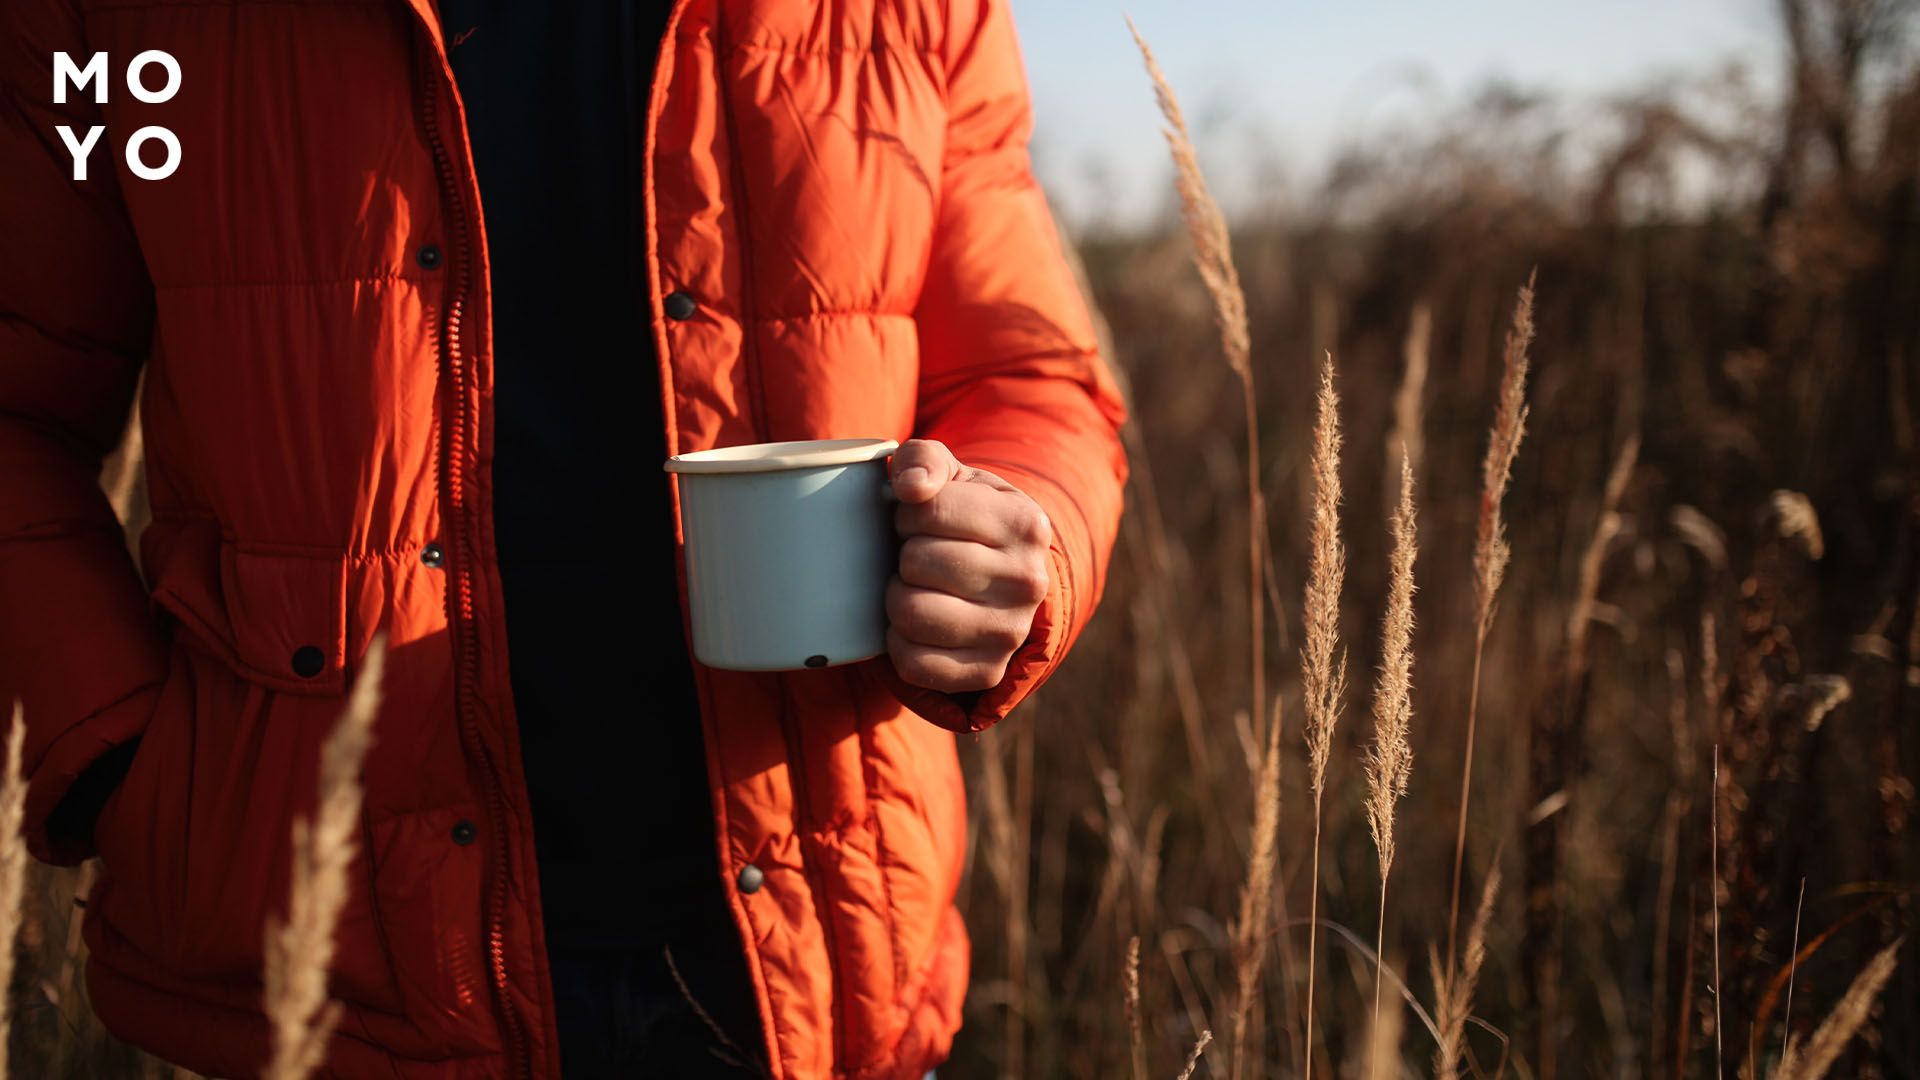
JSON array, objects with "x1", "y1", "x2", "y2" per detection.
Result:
[{"x1": 0, "y1": 0, "x2": 1126, "y2": 1077}]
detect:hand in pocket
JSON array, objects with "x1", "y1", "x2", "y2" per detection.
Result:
[{"x1": 46, "y1": 736, "x2": 145, "y2": 859}]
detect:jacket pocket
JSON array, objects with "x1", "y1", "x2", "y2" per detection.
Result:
[
  {"x1": 145, "y1": 520, "x2": 350, "y2": 698},
  {"x1": 218, "y1": 544, "x2": 350, "y2": 694},
  {"x1": 125, "y1": 519, "x2": 486, "y2": 1037},
  {"x1": 363, "y1": 804, "x2": 496, "y2": 1050},
  {"x1": 89, "y1": 629, "x2": 407, "y2": 1019}
]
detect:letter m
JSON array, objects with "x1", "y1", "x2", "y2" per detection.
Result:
[{"x1": 54, "y1": 52, "x2": 107, "y2": 105}]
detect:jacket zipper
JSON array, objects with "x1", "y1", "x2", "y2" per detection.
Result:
[{"x1": 417, "y1": 42, "x2": 533, "y2": 1080}]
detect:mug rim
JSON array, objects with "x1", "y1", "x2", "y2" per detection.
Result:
[{"x1": 663, "y1": 437, "x2": 899, "y2": 475}]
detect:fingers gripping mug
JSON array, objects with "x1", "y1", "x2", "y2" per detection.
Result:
[{"x1": 664, "y1": 438, "x2": 899, "y2": 671}]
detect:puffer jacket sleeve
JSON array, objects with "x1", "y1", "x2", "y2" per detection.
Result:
[
  {"x1": 891, "y1": 0, "x2": 1129, "y2": 733},
  {"x1": 0, "y1": 0, "x2": 169, "y2": 863}
]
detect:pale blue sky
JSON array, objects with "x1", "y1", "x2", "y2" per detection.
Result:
[{"x1": 1014, "y1": 0, "x2": 1786, "y2": 225}]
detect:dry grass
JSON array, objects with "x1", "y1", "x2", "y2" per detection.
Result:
[
  {"x1": 1130, "y1": 24, "x2": 1292, "y2": 1078},
  {"x1": 1125, "y1": 936, "x2": 1147, "y2": 1080},
  {"x1": 1444, "y1": 275, "x2": 1533, "y2": 984},
  {"x1": 1432, "y1": 863, "x2": 1501, "y2": 1080},
  {"x1": 975, "y1": 723, "x2": 1031, "y2": 1079},
  {"x1": 1389, "y1": 304, "x2": 1431, "y2": 491},
  {"x1": 1472, "y1": 272, "x2": 1534, "y2": 640},
  {"x1": 1767, "y1": 491, "x2": 1825, "y2": 561},
  {"x1": 1300, "y1": 349, "x2": 1349, "y2": 1080},
  {"x1": 1364, "y1": 457, "x2": 1418, "y2": 1058},
  {"x1": 262, "y1": 636, "x2": 386, "y2": 1080},
  {"x1": 1361, "y1": 974, "x2": 1406, "y2": 1080},
  {"x1": 965, "y1": 12, "x2": 1917, "y2": 1079},
  {"x1": 1127, "y1": 15, "x2": 1268, "y2": 759},
  {"x1": 1775, "y1": 938, "x2": 1904, "y2": 1080},
  {"x1": 1782, "y1": 879, "x2": 1806, "y2": 1068},
  {"x1": 0, "y1": 707, "x2": 27, "y2": 1080},
  {"x1": 1567, "y1": 434, "x2": 1639, "y2": 670},
  {"x1": 1228, "y1": 700, "x2": 1284, "y2": 1080},
  {"x1": 1176, "y1": 1030, "x2": 1214, "y2": 1080},
  {"x1": 1712, "y1": 745, "x2": 1725, "y2": 1078}
]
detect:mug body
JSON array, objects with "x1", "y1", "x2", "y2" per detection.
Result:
[{"x1": 666, "y1": 439, "x2": 898, "y2": 671}]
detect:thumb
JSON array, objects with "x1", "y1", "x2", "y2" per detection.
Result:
[{"x1": 890, "y1": 439, "x2": 963, "y2": 504}]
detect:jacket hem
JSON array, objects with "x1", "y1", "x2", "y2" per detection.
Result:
[{"x1": 84, "y1": 950, "x2": 505, "y2": 1080}]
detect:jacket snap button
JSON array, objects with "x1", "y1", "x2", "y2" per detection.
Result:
[
  {"x1": 291, "y1": 646, "x2": 326, "y2": 678},
  {"x1": 451, "y1": 820, "x2": 476, "y2": 845},
  {"x1": 664, "y1": 290, "x2": 698, "y2": 321},
  {"x1": 416, "y1": 244, "x2": 442, "y2": 270},
  {"x1": 736, "y1": 863, "x2": 765, "y2": 894},
  {"x1": 420, "y1": 541, "x2": 445, "y2": 568}
]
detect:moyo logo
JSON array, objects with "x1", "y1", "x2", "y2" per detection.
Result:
[{"x1": 53, "y1": 51, "x2": 182, "y2": 181}]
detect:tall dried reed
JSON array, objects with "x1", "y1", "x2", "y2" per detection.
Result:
[
  {"x1": 1445, "y1": 275, "x2": 1534, "y2": 981},
  {"x1": 0, "y1": 706, "x2": 28, "y2": 1079},
  {"x1": 1125, "y1": 935, "x2": 1147, "y2": 1080},
  {"x1": 1433, "y1": 862, "x2": 1501, "y2": 1080},
  {"x1": 1389, "y1": 304, "x2": 1430, "y2": 493},
  {"x1": 1126, "y1": 15, "x2": 1267, "y2": 750},
  {"x1": 1128, "y1": 21, "x2": 1284, "y2": 1078},
  {"x1": 1301, "y1": 350, "x2": 1349, "y2": 1080},
  {"x1": 1776, "y1": 938, "x2": 1904, "y2": 1080},
  {"x1": 1713, "y1": 745, "x2": 1725, "y2": 1077},
  {"x1": 1227, "y1": 699, "x2": 1284, "y2": 1079},
  {"x1": 1567, "y1": 434, "x2": 1639, "y2": 672},
  {"x1": 263, "y1": 636, "x2": 386, "y2": 1080},
  {"x1": 977, "y1": 723, "x2": 1031, "y2": 1077},
  {"x1": 1361, "y1": 974, "x2": 1406, "y2": 1080},
  {"x1": 1782, "y1": 878, "x2": 1806, "y2": 1066},
  {"x1": 1364, "y1": 457, "x2": 1418, "y2": 1062},
  {"x1": 1176, "y1": 1030, "x2": 1215, "y2": 1080}
]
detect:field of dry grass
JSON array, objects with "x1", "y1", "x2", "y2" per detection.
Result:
[
  {"x1": 2, "y1": 1, "x2": 1916, "y2": 1078},
  {"x1": 946, "y1": 4, "x2": 1919, "y2": 1077}
]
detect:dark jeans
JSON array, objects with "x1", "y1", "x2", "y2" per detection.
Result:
[{"x1": 547, "y1": 937, "x2": 764, "y2": 1078}]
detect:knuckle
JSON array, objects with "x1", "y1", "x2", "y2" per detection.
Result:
[
  {"x1": 896, "y1": 652, "x2": 950, "y2": 691},
  {"x1": 955, "y1": 662, "x2": 1003, "y2": 693},
  {"x1": 986, "y1": 619, "x2": 1027, "y2": 652},
  {"x1": 886, "y1": 631, "x2": 929, "y2": 676},
  {"x1": 1012, "y1": 499, "x2": 1051, "y2": 545},
  {"x1": 1005, "y1": 555, "x2": 1049, "y2": 604},
  {"x1": 889, "y1": 587, "x2": 948, "y2": 639}
]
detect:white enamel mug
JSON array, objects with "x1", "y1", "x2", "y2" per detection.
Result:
[{"x1": 664, "y1": 438, "x2": 899, "y2": 671}]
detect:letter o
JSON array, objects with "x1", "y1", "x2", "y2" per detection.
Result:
[
  {"x1": 127, "y1": 50, "x2": 182, "y2": 104},
  {"x1": 126, "y1": 126, "x2": 181, "y2": 181}
]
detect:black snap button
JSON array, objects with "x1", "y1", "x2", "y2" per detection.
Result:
[
  {"x1": 451, "y1": 820, "x2": 476, "y2": 845},
  {"x1": 664, "y1": 290, "x2": 698, "y2": 321},
  {"x1": 291, "y1": 645, "x2": 326, "y2": 678},
  {"x1": 736, "y1": 863, "x2": 765, "y2": 894},
  {"x1": 421, "y1": 541, "x2": 445, "y2": 568},
  {"x1": 416, "y1": 244, "x2": 442, "y2": 270}
]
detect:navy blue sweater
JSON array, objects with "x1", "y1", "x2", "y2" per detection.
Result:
[{"x1": 435, "y1": 5, "x2": 759, "y2": 1059}]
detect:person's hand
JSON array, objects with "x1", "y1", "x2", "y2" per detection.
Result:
[{"x1": 887, "y1": 439, "x2": 1051, "y2": 694}]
